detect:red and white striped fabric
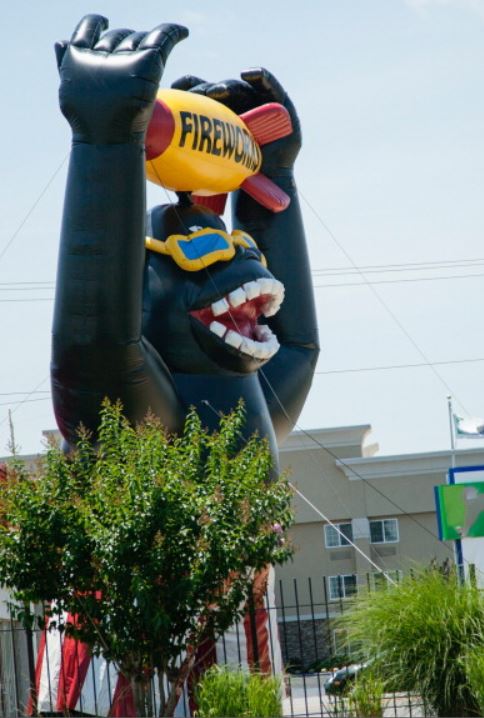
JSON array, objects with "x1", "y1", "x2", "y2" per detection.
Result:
[{"x1": 33, "y1": 567, "x2": 283, "y2": 717}]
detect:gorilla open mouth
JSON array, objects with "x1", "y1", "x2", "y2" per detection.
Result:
[{"x1": 190, "y1": 277, "x2": 285, "y2": 361}]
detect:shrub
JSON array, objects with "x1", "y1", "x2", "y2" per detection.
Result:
[
  {"x1": 339, "y1": 568, "x2": 484, "y2": 717},
  {"x1": 195, "y1": 666, "x2": 282, "y2": 718},
  {"x1": 349, "y1": 673, "x2": 383, "y2": 718},
  {"x1": 463, "y1": 645, "x2": 484, "y2": 716}
]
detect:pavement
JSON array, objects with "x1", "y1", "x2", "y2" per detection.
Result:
[{"x1": 282, "y1": 674, "x2": 430, "y2": 717}]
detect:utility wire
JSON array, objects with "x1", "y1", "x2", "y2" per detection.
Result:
[
  {"x1": 299, "y1": 189, "x2": 472, "y2": 416},
  {"x1": 201, "y1": 399, "x2": 398, "y2": 582},
  {"x1": 0, "y1": 376, "x2": 50, "y2": 429},
  {"x1": 314, "y1": 272, "x2": 484, "y2": 289},
  {"x1": 0, "y1": 397, "x2": 50, "y2": 408},
  {"x1": 315, "y1": 357, "x2": 484, "y2": 376},
  {"x1": 3, "y1": 356, "x2": 484, "y2": 402},
  {"x1": 153, "y1": 185, "x2": 398, "y2": 576},
  {"x1": 312, "y1": 257, "x2": 484, "y2": 275},
  {"x1": 159, "y1": 186, "x2": 475, "y2": 569},
  {"x1": 156, "y1": 187, "x2": 407, "y2": 578},
  {"x1": 0, "y1": 298, "x2": 53, "y2": 303},
  {"x1": 257, "y1": 368, "x2": 477, "y2": 575},
  {"x1": 0, "y1": 154, "x2": 68, "y2": 264}
]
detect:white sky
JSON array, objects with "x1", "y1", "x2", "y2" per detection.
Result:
[{"x1": 1, "y1": 0, "x2": 484, "y2": 457}]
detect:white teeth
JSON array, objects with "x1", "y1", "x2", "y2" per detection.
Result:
[
  {"x1": 273, "y1": 279, "x2": 285, "y2": 302},
  {"x1": 211, "y1": 298, "x2": 229, "y2": 316},
  {"x1": 228, "y1": 287, "x2": 246, "y2": 307},
  {"x1": 240, "y1": 338, "x2": 257, "y2": 356},
  {"x1": 262, "y1": 300, "x2": 281, "y2": 318},
  {"x1": 253, "y1": 342, "x2": 272, "y2": 359},
  {"x1": 268, "y1": 336, "x2": 280, "y2": 353},
  {"x1": 209, "y1": 321, "x2": 227, "y2": 338},
  {"x1": 257, "y1": 277, "x2": 274, "y2": 296},
  {"x1": 242, "y1": 281, "x2": 261, "y2": 300},
  {"x1": 225, "y1": 330, "x2": 243, "y2": 349},
  {"x1": 261, "y1": 280, "x2": 284, "y2": 317}
]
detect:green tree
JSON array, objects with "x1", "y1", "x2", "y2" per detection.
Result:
[
  {"x1": 0, "y1": 400, "x2": 293, "y2": 717},
  {"x1": 339, "y1": 568, "x2": 484, "y2": 717}
]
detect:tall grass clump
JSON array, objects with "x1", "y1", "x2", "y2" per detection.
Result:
[
  {"x1": 348, "y1": 673, "x2": 383, "y2": 718},
  {"x1": 463, "y1": 645, "x2": 484, "y2": 716},
  {"x1": 339, "y1": 568, "x2": 484, "y2": 717},
  {"x1": 195, "y1": 666, "x2": 282, "y2": 717}
]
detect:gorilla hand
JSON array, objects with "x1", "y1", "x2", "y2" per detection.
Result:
[
  {"x1": 56, "y1": 14, "x2": 188, "y2": 144},
  {"x1": 172, "y1": 68, "x2": 301, "y2": 176}
]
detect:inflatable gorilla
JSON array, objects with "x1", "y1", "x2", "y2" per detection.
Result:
[{"x1": 51, "y1": 15, "x2": 319, "y2": 470}]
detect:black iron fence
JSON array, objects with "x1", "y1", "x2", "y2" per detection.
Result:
[{"x1": 0, "y1": 574, "x2": 433, "y2": 717}]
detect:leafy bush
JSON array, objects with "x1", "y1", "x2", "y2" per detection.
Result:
[
  {"x1": 339, "y1": 568, "x2": 484, "y2": 717},
  {"x1": 0, "y1": 400, "x2": 293, "y2": 717},
  {"x1": 195, "y1": 666, "x2": 282, "y2": 717}
]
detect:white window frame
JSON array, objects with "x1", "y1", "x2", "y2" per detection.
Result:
[
  {"x1": 369, "y1": 518, "x2": 399, "y2": 544},
  {"x1": 324, "y1": 522, "x2": 353, "y2": 549},
  {"x1": 328, "y1": 574, "x2": 358, "y2": 601}
]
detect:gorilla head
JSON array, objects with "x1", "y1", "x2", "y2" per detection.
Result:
[{"x1": 142, "y1": 198, "x2": 284, "y2": 375}]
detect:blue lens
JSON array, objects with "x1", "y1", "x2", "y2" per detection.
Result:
[{"x1": 179, "y1": 233, "x2": 230, "y2": 260}]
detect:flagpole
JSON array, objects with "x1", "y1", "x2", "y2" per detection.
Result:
[{"x1": 447, "y1": 395, "x2": 456, "y2": 468}]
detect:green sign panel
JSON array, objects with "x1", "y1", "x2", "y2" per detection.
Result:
[{"x1": 435, "y1": 482, "x2": 484, "y2": 540}]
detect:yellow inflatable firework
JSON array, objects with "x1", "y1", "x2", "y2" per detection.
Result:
[{"x1": 145, "y1": 89, "x2": 292, "y2": 213}]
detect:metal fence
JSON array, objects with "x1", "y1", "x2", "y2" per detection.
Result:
[{"x1": 0, "y1": 574, "x2": 434, "y2": 717}]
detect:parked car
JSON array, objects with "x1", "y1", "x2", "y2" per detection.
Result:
[{"x1": 323, "y1": 662, "x2": 368, "y2": 695}]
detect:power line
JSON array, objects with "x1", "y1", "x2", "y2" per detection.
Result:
[
  {"x1": 0, "y1": 154, "x2": 68, "y2": 264},
  {"x1": 0, "y1": 376, "x2": 50, "y2": 428},
  {"x1": 256, "y1": 370, "x2": 476, "y2": 574},
  {"x1": 313, "y1": 272, "x2": 484, "y2": 289},
  {"x1": 0, "y1": 279, "x2": 55, "y2": 289},
  {"x1": 0, "y1": 391, "x2": 50, "y2": 397},
  {"x1": 0, "y1": 298, "x2": 53, "y2": 303},
  {"x1": 315, "y1": 357, "x2": 484, "y2": 375},
  {"x1": 299, "y1": 188, "x2": 471, "y2": 415},
  {"x1": 0, "y1": 397, "x2": 50, "y2": 408},
  {"x1": 0, "y1": 286, "x2": 54, "y2": 292},
  {"x1": 4, "y1": 356, "x2": 483, "y2": 399},
  {"x1": 311, "y1": 257, "x2": 484, "y2": 275}
]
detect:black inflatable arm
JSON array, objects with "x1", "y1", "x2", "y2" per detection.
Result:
[
  {"x1": 233, "y1": 75, "x2": 319, "y2": 440},
  {"x1": 175, "y1": 70, "x2": 319, "y2": 440},
  {"x1": 51, "y1": 15, "x2": 188, "y2": 445}
]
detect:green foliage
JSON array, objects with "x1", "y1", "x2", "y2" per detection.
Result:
[
  {"x1": 348, "y1": 673, "x2": 383, "y2": 718},
  {"x1": 463, "y1": 645, "x2": 484, "y2": 716},
  {"x1": 339, "y1": 568, "x2": 484, "y2": 717},
  {"x1": 0, "y1": 400, "x2": 293, "y2": 716},
  {"x1": 195, "y1": 666, "x2": 282, "y2": 717}
]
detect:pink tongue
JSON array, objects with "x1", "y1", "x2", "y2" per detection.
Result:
[{"x1": 191, "y1": 295, "x2": 270, "y2": 339}]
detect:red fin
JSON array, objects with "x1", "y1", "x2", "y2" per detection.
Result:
[
  {"x1": 241, "y1": 174, "x2": 290, "y2": 213},
  {"x1": 240, "y1": 103, "x2": 293, "y2": 146},
  {"x1": 191, "y1": 193, "x2": 228, "y2": 215}
]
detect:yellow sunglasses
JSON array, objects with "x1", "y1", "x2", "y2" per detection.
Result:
[{"x1": 145, "y1": 227, "x2": 267, "y2": 272}]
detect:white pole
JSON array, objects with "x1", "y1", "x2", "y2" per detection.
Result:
[{"x1": 447, "y1": 395, "x2": 456, "y2": 468}]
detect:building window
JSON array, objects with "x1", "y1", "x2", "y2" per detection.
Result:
[
  {"x1": 371, "y1": 570, "x2": 402, "y2": 591},
  {"x1": 324, "y1": 522, "x2": 353, "y2": 548},
  {"x1": 369, "y1": 518, "x2": 399, "y2": 544},
  {"x1": 328, "y1": 574, "x2": 358, "y2": 601}
]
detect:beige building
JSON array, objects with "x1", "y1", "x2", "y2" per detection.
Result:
[{"x1": 273, "y1": 424, "x2": 484, "y2": 665}]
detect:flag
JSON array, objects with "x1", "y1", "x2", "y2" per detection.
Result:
[{"x1": 453, "y1": 414, "x2": 484, "y2": 439}]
